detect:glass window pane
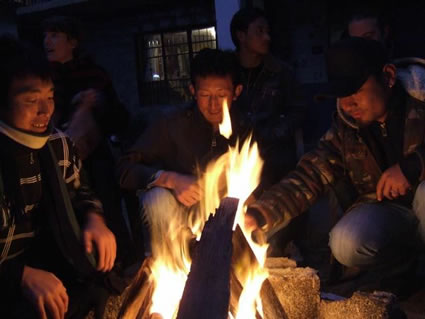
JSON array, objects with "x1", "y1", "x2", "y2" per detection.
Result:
[
  {"x1": 144, "y1": 34, "x2": 162, "y2": 57},
  {"x1": 165, "y1": 53, "x2": 190, "y2": 80},
  {"x1": 163, "y1": 32, "x2": 189, "y2": 56},
  {"x1": 191, "y1": 27, "x2": 216, "y2": 53},
  {"x1": 164, "y1": 31, "x2": 188, "y2": 46},
  {"x1": 144, "y1": 57, "x2": 164, "y2": 81}
]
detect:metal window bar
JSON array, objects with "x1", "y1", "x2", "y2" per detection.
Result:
[{"x1": 140, "y1": 26, "x2": 216, "y2": 107}]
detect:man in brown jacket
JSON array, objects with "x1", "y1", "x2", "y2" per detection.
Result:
[{"x1": 246, "y1": 37, "x2": 425, "y2": 273}]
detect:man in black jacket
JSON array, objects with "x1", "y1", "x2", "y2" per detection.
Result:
[
  {"x1": 0, "y1": 36, "x2": 116, "y2": 319},
  {"x1": 230, "y1": 8, "x2": 306, "y2": 195},
  {"x1": 117, "y1": 49, "x2": 242, "y2": 259}
]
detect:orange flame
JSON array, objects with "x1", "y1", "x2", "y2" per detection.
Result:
[{"x1": 145, "y1": 99, "x2": 267, "y2": 318}]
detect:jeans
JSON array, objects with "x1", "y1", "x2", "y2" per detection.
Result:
[
  {"x1": 329, "y1": 181, "x2": 425, "y2": 268},
  {"x1": 140, "y1": 187, "x2": 199, "y2": 269}
]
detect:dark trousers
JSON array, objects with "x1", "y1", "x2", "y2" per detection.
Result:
[{"x1": 2, "y1": 231, "x2": 109, "y2": 319}]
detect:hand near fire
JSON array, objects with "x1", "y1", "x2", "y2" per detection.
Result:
[
  {"x1": 244, "y1": 213, "x2": 259, "y2": 232},
  {"x1": 154, "y1": 171, "x2": 202, "y2": 207},
  {"x1": 83, "y1": 212, "x2": 117, "y2": 272},
  {"x1": 376, "y1": 164, "x2": 411, "y2": 201},
  {"x1": 21, "y1": 266, "x2": 69, "y2": 319}
]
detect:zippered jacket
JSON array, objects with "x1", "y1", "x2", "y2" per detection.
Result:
[
  {"x1": 0, "y1": 129, "x2": 103, "y2": 300},
  {"x1": 117, "y1": 104, "x2": 243, "y2": 191},
  {"x1": 250, "y1": 58, "x2": 425, "y2": 238},
  {"x1": 236, "y1": 54, "x2": 306, "y2": 155}
]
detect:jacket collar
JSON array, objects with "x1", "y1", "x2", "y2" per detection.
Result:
[{"x1": 0, "y1": 120, "x2": 51, "y2": 149}]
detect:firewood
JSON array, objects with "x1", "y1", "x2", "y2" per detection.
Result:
[
  {"x1": 176, "y1": 197, "x2": 239, "y2": 319},
  {"x1": 119, "y1": 258, "x2": 154, "y2": 319}
]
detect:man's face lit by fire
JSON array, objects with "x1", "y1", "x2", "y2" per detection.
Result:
[
  {"x1": 190, "y1": 75, "x2": 242, "y2": 130},
  {"x1": 6, "y1": 76, "x2": 55, "y2": 133},
  {"x1": 339, "y1": 71, "x2": 394, "y2": 126}
]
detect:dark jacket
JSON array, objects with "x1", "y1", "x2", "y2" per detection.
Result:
[
  {"x1": 251, "y1": 83, "x2": 425, "y2": 238},
  {"x1": 117, "y1": 104, "x2": 243, "y2": 191},
  {"x1": 236, "y1": 54, "x2": 306, "y2": 191},
  {"x1": 0, "y1": 129, "x2": 102, "y2": 300},
  {"x1": 237, "y1": 54, "x2": 306, "y2": 155}
]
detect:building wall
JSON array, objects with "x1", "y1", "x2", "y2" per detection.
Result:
[
  {"x1": 83, "y1": 17, "x2": 140, "y2": 114},
  {"x1": 0, "y1": 8, "x2": 18, "y2": 36},
  {"x1": 80, "y1": 5, "x2": 215, "y2": 114}
]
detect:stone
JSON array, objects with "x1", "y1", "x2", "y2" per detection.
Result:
[
  {"x1": 319, "y1": 291, "x2": 405, "y2": 319},
  {"x1": 266, "y1": 265, "x2": 320, "y2": 319}
]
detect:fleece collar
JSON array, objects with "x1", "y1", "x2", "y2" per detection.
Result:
[{"x1": 0, "y1": 120, "x2": 50, "y2": 149}]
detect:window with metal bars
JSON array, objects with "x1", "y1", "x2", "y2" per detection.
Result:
[{"x1": 137, "y1": 26, "x2": 217, "y2": 106}]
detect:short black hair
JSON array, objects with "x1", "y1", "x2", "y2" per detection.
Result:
[
  {"x1": 42, "y1": 16, "x2": 83, "y2": 42},
  {"x1": 190, "y1": 48, "x2": 241, "y2": 86},
  {"x1": 230, "y1": 7, "x2": 267, "y2": 50},
  {"x1": 346, "y1": 4, "x2": 391, "y2": 33},
  {"x1": 0, "y1": 35, "x2": 51, "y2": 109}
]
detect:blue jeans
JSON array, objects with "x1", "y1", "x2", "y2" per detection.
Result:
[
  {"x1": 329, "y1": 182, "x2": 425, "y2": 268},
  {"x1": 140, "y1": 187, "x2": 199, "y2": 266}
]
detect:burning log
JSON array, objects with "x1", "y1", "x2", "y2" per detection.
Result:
[
  {"x1": 118, "y1": 258, "x2": 154, "y2": 319},
  {"x1": 232, "y1": 226, "x2": 288, "y2": 319},
  {"x1": 176, "y1": 197, "x2": 239, "y2": 319}
]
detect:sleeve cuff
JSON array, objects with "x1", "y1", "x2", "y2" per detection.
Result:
[
  {"x1": 399, "y1": 152, "x2": 422, "y2": 186},
  {"x1": 246, "y1": 207, "x2": 266, "y2": 228},
  {"x1": 146, "y1": 170, "x2": 163, "y2": 189}
]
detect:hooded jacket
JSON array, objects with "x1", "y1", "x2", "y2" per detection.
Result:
[{"x1": 250, "y1": 58, "x2": 425, "y2": 238}]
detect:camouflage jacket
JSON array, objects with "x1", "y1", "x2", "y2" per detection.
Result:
[{"x1": 251, "y1": 75, "x2": 425, "y2": 238}]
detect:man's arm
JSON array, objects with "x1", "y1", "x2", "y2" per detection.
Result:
[
  {"x1": 117, "y1": 115, "x2": 174, "y2": 191},
  {"x1": 248, "y1": 121, "x2": 346, "y2": 237},
  {"x1": 82, "y1": 212, "x2": 116, "y2": 272},
  {"x1": 152, "y1": 171, "x2": 201, "y2": 207},
  {"x1": 55, "y1": 132, "x2": 117, "y2": 272}
]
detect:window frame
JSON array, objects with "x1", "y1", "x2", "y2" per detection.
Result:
[{"x1": 135, "y1": 24, "x2": 217, "y2": 106}]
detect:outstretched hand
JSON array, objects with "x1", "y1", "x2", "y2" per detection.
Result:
[
  {"x1": 376, "y1": 164, "x2": 411, "y2": 201},
  {"x1": 83, "y1": 212, "x2": 117, "y2": 272},
  {"x1": 156, "y1": 172, "x2": 202, "y2": 207},
  {"x1": 21, "y1": 266, "x2": 69, "y2": 319}
]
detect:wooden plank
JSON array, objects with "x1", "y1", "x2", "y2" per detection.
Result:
[
  {"x1": 176, "y1": 197, "x2": 239, "y2": 319},
  {"x1": 119, "y1": 258, "x2": 154, "y2": 319},
  {"x1": 232, "y1": 226, "x2": 288, "y2": 319}
]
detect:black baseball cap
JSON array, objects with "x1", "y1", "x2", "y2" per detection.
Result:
[{"x1": 316, "y1": 37, "x2": 388, "y2": 99}]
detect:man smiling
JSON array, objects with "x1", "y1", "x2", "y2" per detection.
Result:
[
  {"x1": 117, "y1": 49, "x2": 243, "y2": 258},
  {"x1": 0, "y1": 36, "x2": 116, "y2": 319}
]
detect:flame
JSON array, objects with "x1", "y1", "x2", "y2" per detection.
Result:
[
  {"x1": 219, "y1": 99, "x2": 232, "y2": 139},
  {"x1": 145, "y1": 98, "x2": 268, "y2": 318},
  {"x1": 149, "y1": 218, "x2": 192, "y2": 319},
  {"x1": 235, "y1": 215, "x2": 269, "y2": 319}
]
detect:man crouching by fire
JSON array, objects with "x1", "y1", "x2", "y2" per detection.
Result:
[{"x1": 246, "y1": 37, "x2": 425, "y2": 293}]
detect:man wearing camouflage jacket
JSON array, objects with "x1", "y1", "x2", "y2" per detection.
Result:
[{"x1": 247, "y1": 37, "x2": 425, "y2": 270}]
